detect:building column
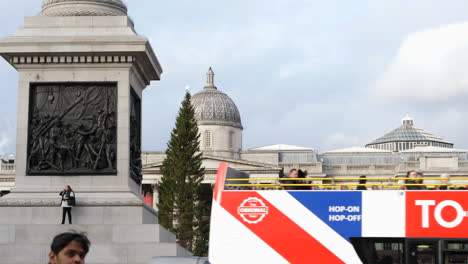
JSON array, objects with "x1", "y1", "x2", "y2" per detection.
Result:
[{"x1": 152, "y1": 184, "x2": 159, "y2": 209}]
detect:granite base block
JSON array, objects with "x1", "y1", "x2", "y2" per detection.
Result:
[{"x1": 0, "y1": 224, "x2": 189, "y2": 264}]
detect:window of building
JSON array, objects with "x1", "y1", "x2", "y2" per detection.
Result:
[
  {"x1": 228, "y1": 131, "x2": 234, "y2": 150},
  {"x1": 205, "y1": 130, "x2": 212, "y2": 149}
]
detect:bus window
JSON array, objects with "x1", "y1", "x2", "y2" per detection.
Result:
[
  {"x1": 444, "y1": 252, "x2": 468, "y2": 264},
  {"x1": 351, "y1": 238, "x2": 404, "y2": 264},
  {"x1": 444, "y1": 241, "x2": 468, "y2": 264}
]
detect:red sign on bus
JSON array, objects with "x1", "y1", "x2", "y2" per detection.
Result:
[{"x1": 406, "y1": 191, "x2": 468, "y2": 238}]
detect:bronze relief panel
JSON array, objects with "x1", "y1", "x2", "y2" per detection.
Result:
[
  {"x1": 27, "y1": 83, "x2": 117, "y2": 175},
  {"x1": 129, "y1": 89, "x2": 142, "y2": 183}
]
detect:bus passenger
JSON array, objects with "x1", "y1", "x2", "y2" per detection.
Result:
[
  {"x1": 283, "y1": 169, "x2": 299, "y2": 190},
  {"x1": 405, "y1": 170, "x2": 426, "y2": 190},
  {"x1": 356, "y1": 175, "x2": 367, "y2": 190},
  {"x1": 297, "y1": 169, "x2": 309, "y2": 190},
  {"x1": 439, "y1": 173, "x2": 453, "y2": 190},
  {"x1": 416, "y1": 172, "x2": 427, "y2": 190}
]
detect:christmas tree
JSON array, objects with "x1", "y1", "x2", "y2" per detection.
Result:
[{"x1": 158, "y1": 91, "x2": 208, "y2": 256}]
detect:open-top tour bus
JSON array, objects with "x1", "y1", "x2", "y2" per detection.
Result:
[{"x1": 208, "y1": 163, "x2": 468, "y2": 264}]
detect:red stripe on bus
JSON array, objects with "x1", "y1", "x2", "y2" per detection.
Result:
[
  {"x1": 221, "y1": 191, "x2": 345, "y2": 264},
  {"x1": 213, "y1": 163, "x2": 228, "y2": 202}
]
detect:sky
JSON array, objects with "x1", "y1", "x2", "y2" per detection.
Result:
[{"x1": 2, "y1": 0, "x2": 468, "y2": 155}]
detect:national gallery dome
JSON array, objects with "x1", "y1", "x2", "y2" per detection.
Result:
[
  {"x1": 192, "y1": 68, "x2": 243, "y2": 159},
  {"x1": 191, "y1": 68, "x2": 243, "y2": 129},
  {"x1": 42, "y1": 0, "x2": 127, "y2": 16}
]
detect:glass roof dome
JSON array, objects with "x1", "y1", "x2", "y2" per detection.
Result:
[{"x1": 366, "y1": 115, "x2": 452, "y2": 146}]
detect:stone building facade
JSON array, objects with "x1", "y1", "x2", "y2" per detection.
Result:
[
  {"x1": 0, "y1": 156, "x2": 15, "y2": 196},
  {"x1": 139, "y1": 70, "x2": 468, "y2": 209}
]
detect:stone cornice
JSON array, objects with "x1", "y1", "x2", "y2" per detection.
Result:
[
  {"x1": 8, "y1": 54, "x2": 135, "y2": 65},
  {"x1": 197, "y1": 120, "x2": 243, "y2": 129}
]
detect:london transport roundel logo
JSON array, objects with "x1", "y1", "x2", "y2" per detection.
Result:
[{"x1": 238, "y1": 197, "x2": 269, "y2": 224}]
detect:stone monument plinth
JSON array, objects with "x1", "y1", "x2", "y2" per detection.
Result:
[{"x1": 0, "y1": 1, "x2": 190, "y2": 263}]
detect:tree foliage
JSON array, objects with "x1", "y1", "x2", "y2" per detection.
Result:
[{"x1": 158, "y1": 92, "x2": 208, "y2": 256}]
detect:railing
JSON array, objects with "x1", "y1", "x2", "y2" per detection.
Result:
[
  {"x1": 375, "y1": 165, "x2": 395, "y2": 170},
  {"x1": 0, "y1": 164, "x2": 15, "y2": 174},
  {"x1": 0, "y1": 178, "x2": 14, "y2": 182},
  {"x1": 224, "y1": 177, "x2": 468, "y2": 190},
  {"x1": 398, "y1": 162, "x2": 419, "y2": 171},
  {"x1": 323, "y1": 165, "x2": 397, "y2": 174}
]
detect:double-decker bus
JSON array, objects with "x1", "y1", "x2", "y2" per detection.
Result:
[{"x1": 208, "y1": 163, "x2": 468, "y2": 264}]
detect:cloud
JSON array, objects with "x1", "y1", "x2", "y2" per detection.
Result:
[
  {"x1": 0, "y1": 117, "x2": 14, "y2": 156},
  {"x1": 323, "y1": 132, "x2": 361, "y2": 151},
  {"x1": 372, "y1": 22, "x2": 468, "y2": 103},
  {"x1": 0, "y1": 135, "x2": 11, "y2": 155}
]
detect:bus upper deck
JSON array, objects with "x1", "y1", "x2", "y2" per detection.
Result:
[{"x1": 209, "y1": 163, "x2": 468, "y2": 264}]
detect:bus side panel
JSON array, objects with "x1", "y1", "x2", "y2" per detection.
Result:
[{"x1": 406, "y1": 191, "x2": 468, "y2": 238}]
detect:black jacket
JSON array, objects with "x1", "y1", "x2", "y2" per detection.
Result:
[
  {"x1": 282, "y1": 176, "x2": 308, "y2": 190},
  {"x1": 405, "y1": 180, "x2": 426, "y2": 190},
  {"x1": 59, "y1": 190, "x2": 75, "y2": 204}
]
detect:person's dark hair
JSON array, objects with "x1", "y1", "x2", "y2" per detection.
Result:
[
  {"x1": 359, "y1": 175, "x2": 367, "y2": 184},
  {"x1": 298, "y1": 170, "x2": 307, "y2": 178},
  {"x1": 66, "y1": 185, "x2": 74, "y2": 192},
  {"x1": 415, "y1": 171, "x2": 424, "y2": 184},
  {"x1": 289, "y1": 168, "x2": 297, "y2": 173},
  {"x1": 279, "y1": 168, "x2": 285, "y2": 178},
  {"x1": 50, "y1": 231, "x2": 90, "y2": 255},
  {"x1": 405, "y1": 170, "x2": 417, "y2": 184}
]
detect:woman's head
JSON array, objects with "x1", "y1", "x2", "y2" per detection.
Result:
[
  {"x1": 441, "y1": 173, "x2": 450, "y2": 185},
  {"x1": 65, "y1": 185, "x2": 72, "y2": 192},
  {"x1": 405, "y1": 170, "x2": 420, "y2": 184},
  {"x1": 412, "y1": 172, "x2": 424, "y2": 184},
  {"x1": 406, "y1": 170, "x2": 417, "y2": 178}
]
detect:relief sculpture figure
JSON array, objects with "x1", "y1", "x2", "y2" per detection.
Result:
[
  {"x1": 129, "y1": 92, "x2": 142, "y2": 183},
  {"x1": 27, "y1": 83, "x2": 117, "y2": 175}
]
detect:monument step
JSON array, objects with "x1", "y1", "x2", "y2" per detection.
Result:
[
  {"x1": 0, "y1": 205, "x2": 158, "y2": 225},
  {"x1": 0, "y1": 224, "x2": 176, "y2": 245},
  {"x1": 0, "y1": 242, "x2": 191, "y2": 264},
  {"x1": 0, "y1": 224, "x2": 191, "y2": 264}
]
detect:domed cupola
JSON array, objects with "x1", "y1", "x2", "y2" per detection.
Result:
[
  {"x1": 42, "y1": 0, "x2": 128, "y2": 16},
  {"x1": 191, "y1": 68, "x2": 243, "y2": 129},
  {"x1": 192, "y1": 68, "x2": 243, "y2": 159},
  {"x1": 366, "y1": 114, "x2": 453, "y2": 152}
]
